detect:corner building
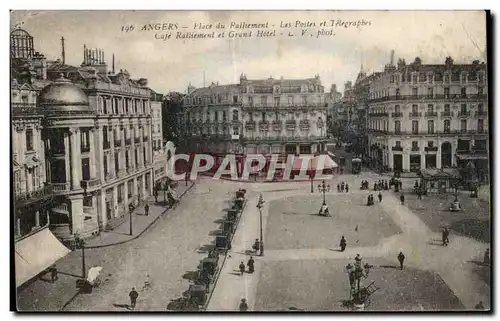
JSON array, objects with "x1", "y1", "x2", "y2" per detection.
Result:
[{"x1": 366, "y1": 57, "x2": 488, "y2": 180}]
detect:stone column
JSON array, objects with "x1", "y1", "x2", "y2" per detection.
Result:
[
  {"x1": 69, "y1": 128, "x2": 81, "y2": 190},
  {"x1": 90, "y1": 128, "x2": 97, "y2": 179},
  {"x1": 421, "y1": 153, "x2": 426, "y2": 170},
  {"x1": 436, "y1": 145, "x2": 442, "y2": 169},
  {"x1": 98, "y1": 127, "x2": 105, "y2": 182},
  {"x1": 120, "y1": 125, "x2": 126, "y2": 172},
  {"x1": 113, "y1": 186, "x2": 118, "y2": 218},
  {"x1": 100, "y1": 191, "x2": 107, "y2": 229},
  {"x1": 64, "y1": 131, "x2": 71, "y2": 185},
  {"x1": 388, "y1": 150, "x2": 394, "y2": 170},
  {"x1": 110, "y1": 126, "x2": 116, "y2": 176},
  {"x1": 142, "y1": 175, "x2": 147, "y2": 197},
  {"x1": 69, "y1": 195, "x2": 84, "y2": 235},
  {"x1": 133, "y1": 177, "x2": 138, "y2": 203},
  {"x1": 34, "y1": 210, "x2": 40, "y2": 228},
  {"x1": 296, "y1": 144, "x2": 300, "y2": 155},
  {"x1": 124, "y1": 180, "x2": 129, "y2": 206},
  {"x1": 402, "y1": 153, "x2": 409, "y2": 172},
  {"x1": 16, "y1": 217, "x2": 21, "y2": 237}
]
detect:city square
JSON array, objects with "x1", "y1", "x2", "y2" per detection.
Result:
[{"x1": 11, "y1": 10, "x2": 490, "y2": 313}]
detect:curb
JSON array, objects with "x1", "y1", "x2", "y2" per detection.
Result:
[
  {"x1": 202, "y1": 198, "x2": 249, "y2": 311},
  {"x1": 85, "y1": 182, "x2": 195, "y2": 249}
]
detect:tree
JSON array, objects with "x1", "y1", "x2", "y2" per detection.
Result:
[{"x1": 162, "y1": 92, "x2": 185, "y2": 147}]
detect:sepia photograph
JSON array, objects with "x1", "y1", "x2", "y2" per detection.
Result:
[{"x1": 10, "y1": 9, "x2": 491, "y2": 312}]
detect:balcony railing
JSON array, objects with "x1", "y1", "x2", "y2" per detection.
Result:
[
  {"x1": 368, "y1": 112, "x2": 389, "y2": 117},
  {"x1": 14, "y1": 185, "x2": 53, "y2": 205},
  {"x1": 49, "y1": 147, "x2": 66, "y2": 155},
  {"x1": 425, "y1": 146, "x2": 438, "y2": 152},
  {"x1": 272, "y1": 121, "x2": 282, "y2": 131},
  {"x1": 114, "y1": 139, "x2": 122, "y2": 147},
  {"x1": 456, "y1": 149, "x2": 470, "y2": 154},
  {"x1": 80, "y1": 178, "x2": 102, "y2": 189},
  {"x1": 425, "y1": 112, "x2": 438, "y2": 117},
  {"x1": 458, "y1": 111, "x2": 471, "y2": 117},
  {"x1": 242, "y1": 103, "x2": 328, "y2": 110},
  {"x1": 143, "y1": 136, "x2": 149, "y2": 142},
  {"x1": 392, "y1": 146, "x2": 403, "y2": 152},
  {"x1": 368, "y1": 94, "x2": 488, "y2": 103},
  {"x1": 242, "y1": 135, "x2": 328, "y2": 143},
  {"x1": 409, "y1": 112, "x2": 422, "y2": 117},
  {"x1": 391, "y1": 112, "x2": 403, "y2": 117},
  {"x1": 441, "y1": 111, "x2": 453, "y2": 117},
  {"x1": 12, "y1": 103, "x2": 40, "y2": 115},
  {"x1": 476, "y1": 111, "x2": 488, "y2": 117},
  {"x1": 259, "y1": 121, "x2": 269, "y2": 130},
  {"x1": 52, "y1": 182, "x2": 70, "y2": 193},
  {"x1": 411, "y1": 147, "x2": 420, "y2": 152},
  {"x1": 134, "y1": 137, "x2": 140, "y2": 144},
  {"x1": 126, "y1": 138, "x2": 132, "y2": 145},
  {"x1": 369, "y1": 129, "x2": 486, "y2": 136},
  {"x1": 80, "y1": 145, "x2": 90, "y2": 153},
  {"x1": 245, "y1": 121, "x2": 256, "y2": 130}
]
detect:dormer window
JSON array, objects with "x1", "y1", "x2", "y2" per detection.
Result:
[
  {"x1": 460, "y1": 73, "x2": 467, "y2": 84},
  {"x1": 444, "y1": 73, "x2": 450, "y2": 83}
]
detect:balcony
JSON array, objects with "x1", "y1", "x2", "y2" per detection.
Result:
[
  {"x1": 103, "y1": 141, "x2": 110, "y2": 150},
  {"x1": 143, "y1": 136, "x2": 149, "y2": 142},
  {"x1": 367, "y1": 94, "x2": 488, "y2": 103},
  {"x1": 49, "y1": 147, "x2": 66, "y2": 156},
  {"x1": 14, "y1": 185, "x2": 53, "y2": 205},
  {"x1": 245, "y1": 121, "x2": 256, "y2": 130},
  {"x1": 52, "y1": 182, "x2": 70, "y2": 193},
  {"x1": 441, "y1": 111, "x2": 453, "y2": 117},
  {"x1": 409, "y1": 112, "x2": 422, "y2": 117},
  {"x1": 134, "y1": 137, "x2": 140, "y2": 144},
  {"x1": 80, "y1": 144, "x2": 90, "y2": 153},
  {"x1": 369, "y1": 112, "x2": 389, "y2": 117},
  {"x1": 272, "y1": 121, "x2": 283, "y2": 132},
  {"x1": 114, "y1": 139, "x2": 122, "y2": 147},
  {"x1": 456, "y1": 149, "x2": 470, "y2": 154},
  {"x1": 472, "y1": 148, "x2": 488, "y2": 155},
  {"x1": 411, "y1": 147, "x2": 420, "y2": 152},
  {"x1": 425, "y1": 146, "x2": 438, "y2": 152},
  {"x1": 299, "y1": 120, "x2": 311, "y2": 130},
  {"x1": 476, "y1": 111, "x2": 488, "y2": 117},
  {"x1": 286, "y1": 120, "x2": 297, "y2": 130},
  {"x1": 12, "y1": 103, "x2": 39, "y2": 116},
  {"x1": 392, "y1": 146, "x2": 403, "y2": 152},
  {"x1": 80, "y1": 178, "x2": 102, "y2": 189},
  {"x1": 391, "y1": 112, "x2": 403, "y2": 117},
  {"x1": 259, "y1": 121, "x2": 270, "y2": 131},
  {"x1": 126, "y1": 138, "x2": 132, "y2": 146},
  {"x1": 425, "y1": 112, "x2": 438, "y2": 117},
  {"x1": 242, "y1": 135, "x2": 328, "y2": 144},
  {"x1": 458, "y1": 111, "x2": 471, "y2": 117}
]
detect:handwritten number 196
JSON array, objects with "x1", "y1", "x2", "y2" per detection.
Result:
[{"x1": 121, "y1": 25, "x2": 134, "y2": 32}]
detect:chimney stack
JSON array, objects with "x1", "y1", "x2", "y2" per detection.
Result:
[
  {"x1": 112, "y1": 53, "x2": 115, "y2": 73},
  {"x1": 61, "y1": 37, "x2": 65, "y2": 65},
  {"x1": 390, "y1": 50, "x2": 395, "y2": 65}
]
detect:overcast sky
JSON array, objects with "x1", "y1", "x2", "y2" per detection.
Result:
[{"x1": 11, "y1": 10, "x2": 487, "y2": 94}]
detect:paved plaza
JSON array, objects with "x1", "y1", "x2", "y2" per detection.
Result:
[{"x1": 208, "y1": 174, "x2": 491, "y2": 312}]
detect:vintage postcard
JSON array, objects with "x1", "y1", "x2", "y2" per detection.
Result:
[{"x1": 11, "y1": 10, "x2": 490, "y2": 312}]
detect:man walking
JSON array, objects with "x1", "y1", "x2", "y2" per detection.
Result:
[
  {"x1": 398, "y1": 252, "x2": 405, "y2": 270},
  {"x1": 144, "y1": 204, "x2": 149, "y2": 217},
  {"x1": 345, "y1": 183, "x2": 349, "y2": 193},
  {"x1": 442, "y1": 227, "x2": 450, "y2": 246},
  {"x1": 239, "y1": 298, "x2": 249, "y2": 311},
  {"x1": 50, "y1": 265, "x2": 58, "y2": 283},
  {"x1": 378, "y1": 192, "x2": 383, "y2": 203},
  {"x1": 339, "y1": 236, "x2": 347, "y2": 252},
  {"x1": 239, "y1": 261, "x2": 246, "y2": 275},
  {"x1": 129, "y1": 287, "x2": 139, "y2": 309},
  {"x1": 247, "y1": 256, "x2": 255, "y2": 274},
  {"x1": 400, "y1": 193, "x2": 405, "y2": 205}
]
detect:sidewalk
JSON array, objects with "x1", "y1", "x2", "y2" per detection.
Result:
[
  {"x1": 16, "y1": 182, "x2": 194, "y2": 312},
  {"x1": 85, "y1": 181, "x2": 194, "y2": 248}
]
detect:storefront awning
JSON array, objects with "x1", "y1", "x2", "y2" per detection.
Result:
[
  {"x1": 15, "y1": 227, "x2": 71, "y2": 287},
  {"x1": 456, "y1": 154, "x2": 488, "y2": 161}
]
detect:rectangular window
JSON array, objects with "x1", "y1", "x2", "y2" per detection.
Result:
[
  {"x1": 412, "y1": 141, "x2": 418, "y2": 149},
  {"x1": 262, "y1": 112, "x2": 266, "y2": 122},
  {"x1": 302, "y1": 96, "x2": 307, "y2": 105},
  {"x1": 274, "y1": 97, "x2": 280, "y2": 107},
  {"x1": 427, "y1": 104, "x2": 434, "y2": 113},
  {"x1": 128, "y1": 180, "x2": 134, "y2": 198},
  {"x1": 444, "y1": 87, "x2": 450, "y2": 98},
  {"x1": 115, "y1": 152, "x2": 119, "y2": 172},
  {"x1": 125, "y1": 151, "x2": 130, "y2": 168},
  {"x1": 103, "y1": 154, "x2": 108, "y2": 177},
  {"x1": 395, "y1": 105, "x2": 400, "y2": 113},
  {"x1": 461, "y1": 87, "x2": 467, "y2": 97},
  {"x1": 81, "y1": 158, "x2": 90, "y2": 181},
  {"x1": 222, "y1": 111, "x2": 227, "y2": 121},
  {"x1": 412, "y1": 105, "x2": 418, "y2": 113},
  {"x1": 427, "y1": 141, "x2": 434, "y2": 147},
  {"x1": 395, "y1": 141, "x2": 401, "y2": 147},
  {"x1": 461, "y1": 120, "x2": 467, "y2": 132},
  {"x1": 233, "y1": 95, "x2": 238, "y2": 103},
  {"x1": 478, "y1": 87, "x2": 483, "y2": 96},
  {"x1": 288, "y1": 96, "x2": 294, "y2": 106},
  {"x1": 444, "y1": 104, "x2": 450, "y2": 113},
  {"x1": 117, "y1": 184, "x2": 123, "y2": 203},
  {"x1": 412, "y1": 88, "x2": 418, "y2": 97},
  {"x1": 26, "y1": 129, "x2": 34, "y2": 151},
  {"x1": 478, "y1": 119, "x2": 484, "y2": 133},
  {"x1": 444, "y1": 120, "x2": 451, "y2": 133},
  {"x1": 461, "y1": 104, "x2": 467, "y2": 113},
  {"x1": 427, "y1": 120, "x2": 434, "y2": 134},
  {"x1": 233, "y1": 126, "x2": 239, "y2": 135},
  {"x1": 427, "y1": 87, "x2": 433, "y2": 97},
  {"x1": 394, "y1": 121, "x2": 401, "y2": 133},
  {"x1": 478, "y1": 104, "x2": 484, "y2": 113},
  {"x1": 412, "y1": 121, "x2": 419, "y2": 134}
]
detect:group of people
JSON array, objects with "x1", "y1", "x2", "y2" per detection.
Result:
[
  {"x1": 366, "y1": 192, "x2": 384, "y2": 206},
  {"x1": 337, "y1": 182, "x2": 349, "y2": 193},
  {"x1": 374, "y1": 180, "x2": 389, "y2": 191},
  {"x1": 238, "y1": 256, "x2": 255, "y2": 275}
]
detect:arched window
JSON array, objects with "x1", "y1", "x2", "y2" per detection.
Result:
[{"x1": 232, "y1": 110, "x2": 239, "y2": 121}]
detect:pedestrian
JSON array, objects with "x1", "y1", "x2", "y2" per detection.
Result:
[
  {"x1": 378, "y1": 192, "x2": 382, "y2": 203},
  {"x1": 339, "y1": 236, "x2": 347, "y2": 252},
  {"x1": 442, "y1": 227, "x2": 450, "y2": 246},
  {"x1": 484, "y1": 249, "x2": 490, "y2": 265},
  {"x1": 239, "y1": 261, "x2": 245, "y2": 275},
  {"x1": 384, "y1": 181, "x2": 389, "y2": 190},
  {"x1": 337, "y1": 183, "x2": 340, "y2": 193},
  {"x1": 145, "y1": 204, "x2": 149, "y2": 216},
  {"x1": 398, "y1": 252, "x2": 405, "y2": 270},
  {"x1": 400, "y1": 193, "x2": 405, "y2": 205},
  {"x1": 341, "y1": 182, "x2": 345, "y2": 192},
  {"x1": 50, "y1": 265, "x2": 58, "y2": 283},
  {"x1": 247, "y1": 256, "x2": 255, "y2": 274},
  {"x1": 475, "y1": 301, "x2": 485, "y2": 310},
  {"x1": 129, "y1": 287, "x2": 139, "y2": 309},
  {"x1": 417, "y1": 189, "x2": 422, "y2": 200},
  {"x1": 239, "y1": 298, "x2": 249, "y2": 311},
  {"x1": 142, "y1": 274, "x2": 151, "y2": 290},
  {"x1": 153, "y1": 190, "x2": 158, "y2": 203},
  {"x1": 345, "y1": 183, "x2": 349, "y2": 193},
  {"x1": 252, "y1": 239, "x2": 260, "y2": 252}
]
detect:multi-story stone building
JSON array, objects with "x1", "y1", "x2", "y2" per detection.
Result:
[
  {"x1": 11, "y1": 27, "x2": 156, "y2": 242},
  {"x1": 183, "y1": 74, "x2": 328, "y2": 157},
  {"x1": 366, "y1": 56, "x2": 488, "y2": 179},
  {"x1": 150, "y1": 90, "x2": 169, "y2": 186}
]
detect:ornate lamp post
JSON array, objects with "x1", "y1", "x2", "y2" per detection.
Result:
[
  {"x1": 74, "y1": 233, "x2": 86, "y2": 278},
  {"x1": 317, "y1": 180, "x2": 330, "y2": 216},
  {"x1": 256, "y1": 194, "x2": 265, "y2": 256},
  {"x1": 345, "y1": 254, "x2": 373, "y2": 309}
]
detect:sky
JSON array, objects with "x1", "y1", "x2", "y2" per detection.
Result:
[{"x1": 10, "y1": 10, "x2": 487, "y2": 94}]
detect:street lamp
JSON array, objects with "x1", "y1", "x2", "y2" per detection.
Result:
[
  {"x1": 74, "y1": 233, "x2": 86, "y2": 278},
  {"x1": 129, "y1": 203, "x2": 133, "y2": 236},
  {"x1": 318, "y1": 180, "x2": 328, "y2": 206},
  {"x1": 256, "y1": 194, "x2": 265, "y2": 256},
  {"x1": 345, "y1": 254, "x2": 373, "y2": 308}
]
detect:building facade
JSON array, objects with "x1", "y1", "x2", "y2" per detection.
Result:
[
  {"x1": 366, "y1": 57, "x2": 488, "y2": 179},
  {"x1": 182, "y1": 74, "x2": 329, "y2": 158},
  {"x1": 150, "y1": 90, "x2": 169, "y2": 186},
  {"x1": 11, "y1": 27, "x2": 157, "y2": 241}
]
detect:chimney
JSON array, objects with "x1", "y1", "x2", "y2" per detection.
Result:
[
  {"x1": 61, "y1": 37, "x2": 65, "y2": 65},
  {"x1": 390, "y1": 50, "x2": 395, "y2": 65},
  {"x1": 83, "y1": 44, "x2": 87, "y2": 64},
  {"x1": 112, "y1": 53, "x2": 115, "y2": 73}
]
